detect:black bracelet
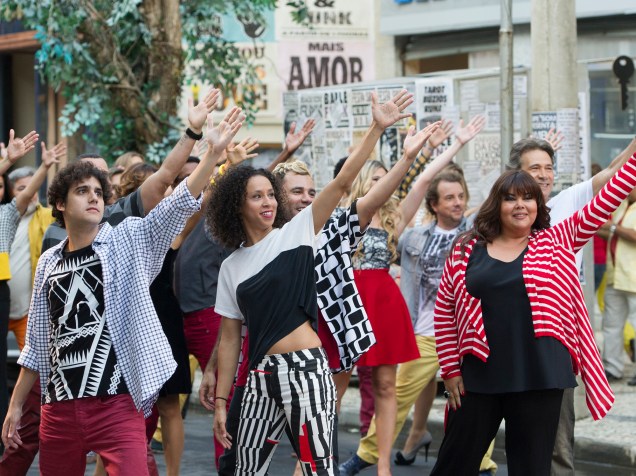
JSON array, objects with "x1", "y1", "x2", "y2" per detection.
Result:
[
  {"x1": 185, "y1": 127, "x2": 203, "y2": 141},
  {"x1": 215, "y1": 396, "x2": 228, "y2": 402}
]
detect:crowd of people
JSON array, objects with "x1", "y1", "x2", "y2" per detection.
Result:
[{"x1": 0, "y1": 85, "x2": 634, "y2": 476}]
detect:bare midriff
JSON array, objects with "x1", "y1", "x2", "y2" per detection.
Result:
[{"x1": 267, "y1": 320, "x2": 322, "y2": 355}]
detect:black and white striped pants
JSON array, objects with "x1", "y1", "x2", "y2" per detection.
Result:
[{"x1": 235, "y1": 347, "x2": 337, "y2": 475}]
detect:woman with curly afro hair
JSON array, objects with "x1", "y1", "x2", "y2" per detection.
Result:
[{"x1": 208, "y1": 90, "x2": 431, "y2": 476}]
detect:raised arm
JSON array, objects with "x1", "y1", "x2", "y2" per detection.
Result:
[
  {"x1": 568, "y1": 153, "x2": 636, "y2": 254},
  {"x1": 591, "y1": 138, "x2": 636, "y2": 196},
  {"x1": 139, "y1": 88, "x2": 219, "y2": 212},
  {"x1": 356, "y1": 123, "x2": 440, "y2": 228},
  {"x1": 0, "y1": 129, "x2": 39, "y2": 176},
  {"x1": 15, "y1": 141, "x2": 64, "y2": 215},
  {"x1": 267, "y1": 119, "x2": 316, "y2": 172},
  {"x1": 397, "y1": 119, "x2": 454, "y2": 199},
  {"x1": 397, "y1": 115, "x2": 485, "y2": 236},
  {"x1": 213, "y1": 317, "x2": 242, "y2": 448},
  {"x1": 311, "y1": 90, "x2": 414, "y2": 234},
  {"x1": 186, "y1": 108, "x2": 244, "y2": 198}
]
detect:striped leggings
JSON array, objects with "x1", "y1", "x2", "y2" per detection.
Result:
[{"x1": 235, "y1": 347, "x2": 337, "y2": 475}]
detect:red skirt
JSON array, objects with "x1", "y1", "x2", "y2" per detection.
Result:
[
  {"x1": 317, "y1": 310, "x2": 342, "y2": 371},
  {"x1": 354, "y1": 268, "x2": 419, "y2": 366}
]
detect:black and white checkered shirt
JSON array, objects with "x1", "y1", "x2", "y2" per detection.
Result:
[{"x1": 20, "y1": 180, "x2": 201, "y2": 416}]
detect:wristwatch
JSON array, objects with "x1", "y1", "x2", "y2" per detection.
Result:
[{"x1": 610, "y1": 224, "x2": 617, "y2": 235}]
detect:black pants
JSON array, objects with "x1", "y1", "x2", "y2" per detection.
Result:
[
  {"x1": 0, "y1": 281, "x2": 9, "y2": 434},
  {"x1": 431, "y1": 389, "x2": 564, "y2": 476}
]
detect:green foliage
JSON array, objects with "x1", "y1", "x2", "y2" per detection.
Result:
[{"x1": 1, "y1": 0, "x2": 279, "y2": 163}]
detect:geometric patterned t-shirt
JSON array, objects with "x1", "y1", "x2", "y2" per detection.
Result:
[{"x1": 45, "y1": 245, "x2": 128, "y2": 402}]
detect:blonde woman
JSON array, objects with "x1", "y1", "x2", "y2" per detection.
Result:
[{"x1": 341, "y1": 115, "x2": 486, "y2": 476}]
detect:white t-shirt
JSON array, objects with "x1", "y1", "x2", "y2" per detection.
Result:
[
  {"x1": 547, "y1": 179, "x2": 594, "y2": 271},
  {"x1": 415, "y1": 225, "x2": 460, "y2": 336},
  {"x1": 215, "y1": 205, "x2": 320, "y2": 368}
]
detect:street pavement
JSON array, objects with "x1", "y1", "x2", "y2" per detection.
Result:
[{"x1": 22, "y1": 361, "x2": 636, "y2": 475}]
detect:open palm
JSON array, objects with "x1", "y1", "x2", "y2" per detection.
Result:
[
  {"x1": 205, "y1": 107, "x2": 245, "y2": 155},
  {"x1": 188, "y1": 89, "x2": 220, "y2": 131},
  {"x1": 371, "y1": 89, "x2": 413, "y2": 129},
  {"x1": 454, "y1": 115, "x2": 486, "y2": 145},
  {"x1": 403, "y1": 122, "x2": 441, "y2": 160}
]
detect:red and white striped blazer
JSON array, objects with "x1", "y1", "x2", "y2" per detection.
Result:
[{"x1": 435, "y1": 153, "x2": 636, "y2": 420}]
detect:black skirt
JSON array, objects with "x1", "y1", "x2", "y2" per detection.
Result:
[{"x1": 150, "y1": 249, "x2": 192, "y2": 396}]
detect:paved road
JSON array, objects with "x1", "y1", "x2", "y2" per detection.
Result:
[{"x1": 23, "y1": 406, "x2": 636, "y2": 475}]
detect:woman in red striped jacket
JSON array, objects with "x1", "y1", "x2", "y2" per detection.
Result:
[{"x1": 431, "y1": 153, "x2": 636, "y2": 476}]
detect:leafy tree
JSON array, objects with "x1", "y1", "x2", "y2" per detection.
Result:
[{"x1": 1, "y1": 0, "x2": 280, "y2": 162}]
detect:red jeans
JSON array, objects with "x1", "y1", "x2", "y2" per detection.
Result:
[
  {"x1": 0, "y1": 380, "x2": 41, "y2": 475},
  {"x1": 39, "y1": 395, "x2": 148, "y2": 476},
  {"x1": 183, "y1": 306, "x2": 226, "y2": 468},
  {"x1": 357, "y1": 366, "x2": 375, "y2": 436}
]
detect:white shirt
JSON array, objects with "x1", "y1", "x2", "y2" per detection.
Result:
[{"x1": 547, "y1": 179, "x2": 594, "y2": 271}]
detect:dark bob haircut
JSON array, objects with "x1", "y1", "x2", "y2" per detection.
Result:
[
  {"x1": 459, "y1": 169, "x2": 550, "y2": 248},
  {"x1": 48, "y1": 161, "x2": 113, "y2": 228},
  {"x1": 205, "y1": 165, "x2": 289, "y2": 248}
]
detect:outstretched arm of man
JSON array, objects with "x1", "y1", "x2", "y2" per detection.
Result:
[
  {"x1": 186, "y1": 107, "x2": 244, "y2": 199},
  {"x1": 0, "y1": 129, "x2": 39, "y2": 176},
  {"x1": 15, "y1": 141, "x2": 65, "y2": 215},
  {"x1": 267, "y1": 119, "x2": 316, "y2": 172},
  {"x1": 311, "y1": 89, "x2": 414, "y2": 234},
  {"x1": 139, "y1": 88, "x2": 219, "y2": 213},
  {"x1": 397, "y1": 115, "x2": 485, "y2": 236},
  {"x1": 356, "y1": 122, "x2": 440, "y2": 229}
]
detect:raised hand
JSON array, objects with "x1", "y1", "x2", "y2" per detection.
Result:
[
  {"x1": 41, "y1": 141, "x2": 67, "y2": 168},
  {"x1": 403, "y1": 122, "x2": 441, "y2": 160},
  {"x1": 227, "y1": 137, "x2": 259, "y2": 166},
  {"x1": 205, "y1": 107, "x2": 245, "y2": 156},
  {"x1": 195, "y1": 139, "x2": 208, "y2": 158},
  {"x1": 0, "y1": 143, "x2": 6, "y2": 160},
  {"x1": 371, "y1": 89, "x2": 413, "y2": 130},
  {"x1": 188, "y1": 88, "x2": 220, "y2": 132},
  {"x1": 284, "y1": 119, "x2": 315, "y2": 154},
  {"x1": 544, "y1": 127, "x2": 564, "y2": 152},
  {"x1": 428, "y1": 119, "x2": 454, "y2": 149},
  {"x1": 454, "y1": 115, "x2": 486, "y2": 146},
  {"x1": 6, "y1": 129, "x2": 39, "y2": 163}
]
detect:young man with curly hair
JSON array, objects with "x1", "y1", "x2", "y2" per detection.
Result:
[{"x1": 1, "y1": 109, "x2": 243, "y2": 475}]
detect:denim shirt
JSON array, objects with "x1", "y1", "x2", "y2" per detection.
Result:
[{"x1": 397, "y1": 217, "x2": 468, "y2": 328}]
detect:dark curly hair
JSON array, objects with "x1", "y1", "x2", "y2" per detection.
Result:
[
  {"x1": 458, "y1": 169, "x2": 550, "y2": 250},
  {"x1": 205, "y1": 165, "x2": 289, "y2": 248},
  {"x1": 48, "y1": 161, "x2": 113, "y2": 228}
]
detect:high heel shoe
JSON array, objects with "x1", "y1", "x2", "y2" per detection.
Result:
[{"x1": 394, "y1": 431, "x2": 433, "y2": 465}]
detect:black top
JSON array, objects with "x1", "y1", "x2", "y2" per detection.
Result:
[
  {"x1": 174, "y1": 220, "x2": 232, "y2": 313},
  {"x1": 216, "y1": 205, "x2": 318, "y2": 370},
  {"x1": 150, "y1": 248, "x2": 191, "y2": 395},
  {"x1": 46, "y1": 245, "x2": 128, "y2": 401},
  {"x1": 462, "y1": 244, "x2": 576, "y2": 393},
  {"x1": 237, "y1": 247, "x2": 317, "y2": 369}
]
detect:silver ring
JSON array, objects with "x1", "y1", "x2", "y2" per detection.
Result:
[{"x1": 443, "y1": 390, "x2": 450, "y2": 399}]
